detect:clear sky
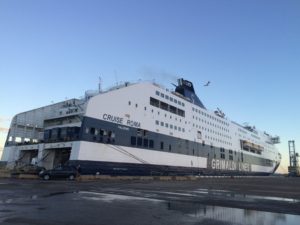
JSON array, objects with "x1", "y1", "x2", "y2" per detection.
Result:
[{"x1": 0, "y1": 0, "x2": 299, "y2": 173}]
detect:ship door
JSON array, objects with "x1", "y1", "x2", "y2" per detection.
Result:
[
  {"x1": 41, "y1": 148, "x2": 71, "y2": 169},
  {"x1": 53, "y1": 148, "x2": 71, "y2": 167},
  {"x1": 18, "y1": 150, "x2": 38, "y2": 166}
]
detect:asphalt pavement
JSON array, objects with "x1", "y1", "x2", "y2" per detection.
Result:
[{"x1": 0, "y1": 177, "x2": 300, "y2": 225}]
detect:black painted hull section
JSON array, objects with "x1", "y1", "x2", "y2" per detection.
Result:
[{"x1": 68, "y1": 160, "x2": 271, "y2": 176}]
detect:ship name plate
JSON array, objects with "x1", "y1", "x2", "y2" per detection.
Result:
[{"x1": 103, "y1": 113, "x2": 141, "y2": 128}]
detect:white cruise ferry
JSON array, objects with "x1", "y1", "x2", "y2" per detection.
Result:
[{"x1": 1, "y1": 78, "x2": 281, "y2": 175}]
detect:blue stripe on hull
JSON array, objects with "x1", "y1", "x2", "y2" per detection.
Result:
[{"x1": 67, "y1": 160, "x2": 271, "y2": 176}]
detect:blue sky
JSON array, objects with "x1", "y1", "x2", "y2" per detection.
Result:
[{"x1": 0, "y1": 0, "x2": 299, "y2": 173}]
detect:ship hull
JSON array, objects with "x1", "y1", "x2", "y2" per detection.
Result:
[
  {"x1": 68, "y1": 160, "x2": 272, "y2": 176},
  {"x1": 65, "y1": 117, "x2": 277, "y2": 176}
]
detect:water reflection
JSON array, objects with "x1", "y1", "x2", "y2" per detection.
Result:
[
  {"x1": 191, "y1": 188, "x2": 299, "y2": 203},
  {"x1": 167, "y1": 201, "x2": 299, "y2": 225}
]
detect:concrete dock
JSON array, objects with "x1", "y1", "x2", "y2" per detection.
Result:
[{"x1": 0, "y1": 177, "x2": 300, "y2": 225}]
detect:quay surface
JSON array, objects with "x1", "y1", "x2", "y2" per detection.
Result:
[{"x1": 0, "y1": 176, "x2": 300, "y2": 225}]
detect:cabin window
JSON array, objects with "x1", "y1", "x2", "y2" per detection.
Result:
[
  {"x1": 131, "y1": 136, "x2": 136, "y2": 146},
  {"x1": 155, "y1": 120, "x2": 159, "y2": 125},
  {"x1": 99, "y1": 129, "x2": 104, "y2": 136},
  {"x1": 221, "y1": 153, "x2": 225, "y2": 159},
  {"x1": 149, "y1": 140, "x2": 154, "y2": 148},
  {"x1": 197, "y1": 131, "x2": 202, "y2": 139},
  {"x1": 143, "y1": 139, "x2": 148, "y2": 147},
  {"x1": 156, "y1": 91, "x2": 160, "y2": 96},
  {"x1": 160, "y1": 141, "x2": 164, "y2": 150},
  {"x1": 160, "y1": 101, "x2": 168, "y2": 110},
  {"x1": 178, "y1": 109, "x2": 185, "y2": 117},
  {"x1": 169, "y1": 105, "x2": 177, "y2": 114},
  {"x1": 128, "y1": 101, "x2": 131, "y2": 105},
  {"x1": 90, "y1": 128, "x2": 95, "y2": 135},
  {"x1": 137, "y1": 137, "x2": 142, "y2": 146},
  {"x1": 150, "y1": 97, "x2": 159, "y2": 107},
  {"x1": 149, "y1": 97, "x2": 185, "y2": 117}
]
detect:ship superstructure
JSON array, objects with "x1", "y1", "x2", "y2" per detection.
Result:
[{"x1": 1, "y1": 78, "x2": 281, "y2": 175}]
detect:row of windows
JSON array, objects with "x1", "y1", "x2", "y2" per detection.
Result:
[
  {"x1": 155, "y1": 120, "x2": 185, "y2": 132},
  {"x1": 131, "y1": 136, "x2": 154, "y2": 148},
  {"x1": 156, "y1": 90, "x2": 185, "y2": 107},
  {"x1": 84, "y1": 127, "x2": 116, "y2": 144},
  {"x1": 84, "y1": 126, "x2": 239, "y2": 160},
  {"x1": 194, "y1": 124, "x2": 231, "y2": 139},
  {"x1": 85, "y1": 127, "x2": 115, "y2": 138},
  {"x1": 44, "y1": 127, "x2": 80, "y2": 142},
  {"x1": 193, "y1": 116, "x2": 230, "y2": 133},
  {"x1": 220, "y1": 149, "x2": 234, "y2": 160},
  {"x1": 205, "y1": 135, "x2": 233, "y2": 146},
  {"x1": 150, "y1": 97, "x2": 185, "y2": 117},
  {"x1": 129, "y1": 101, "x2": 184, "y2": 123},
  {"x1": 192, "y1": 107, "x2": 229, "y2": 126}
]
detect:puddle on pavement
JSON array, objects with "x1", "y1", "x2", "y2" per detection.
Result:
[
  {"x1": 78, "y1": 191, "x2": 163, "y2": 203},
  {"x1": 190, "y1": 188, "x2": 300, "y2": 203},
  {"x1": 167, "y1": 201, "x2": 300, "y2": 225},
  {"x1": 76, "y1": 190, "x2": 300, "y2": 225}
]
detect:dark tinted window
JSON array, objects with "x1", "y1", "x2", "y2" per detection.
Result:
[
  {"x1": 160, "y1": 141, "x2": 164, "y2": 150},
  {"x1": 143, "y1": 139, "x2": 148, "y2": 147},
  {"x1": 137, "y1": 137, "x2": 142, "y2": 146},
  {"x1": 131, "y1": 136, "x2": 136, "y2": 145},
  {"x1": 149, "y1": 140, "x2": 154, "y2": 148}
]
